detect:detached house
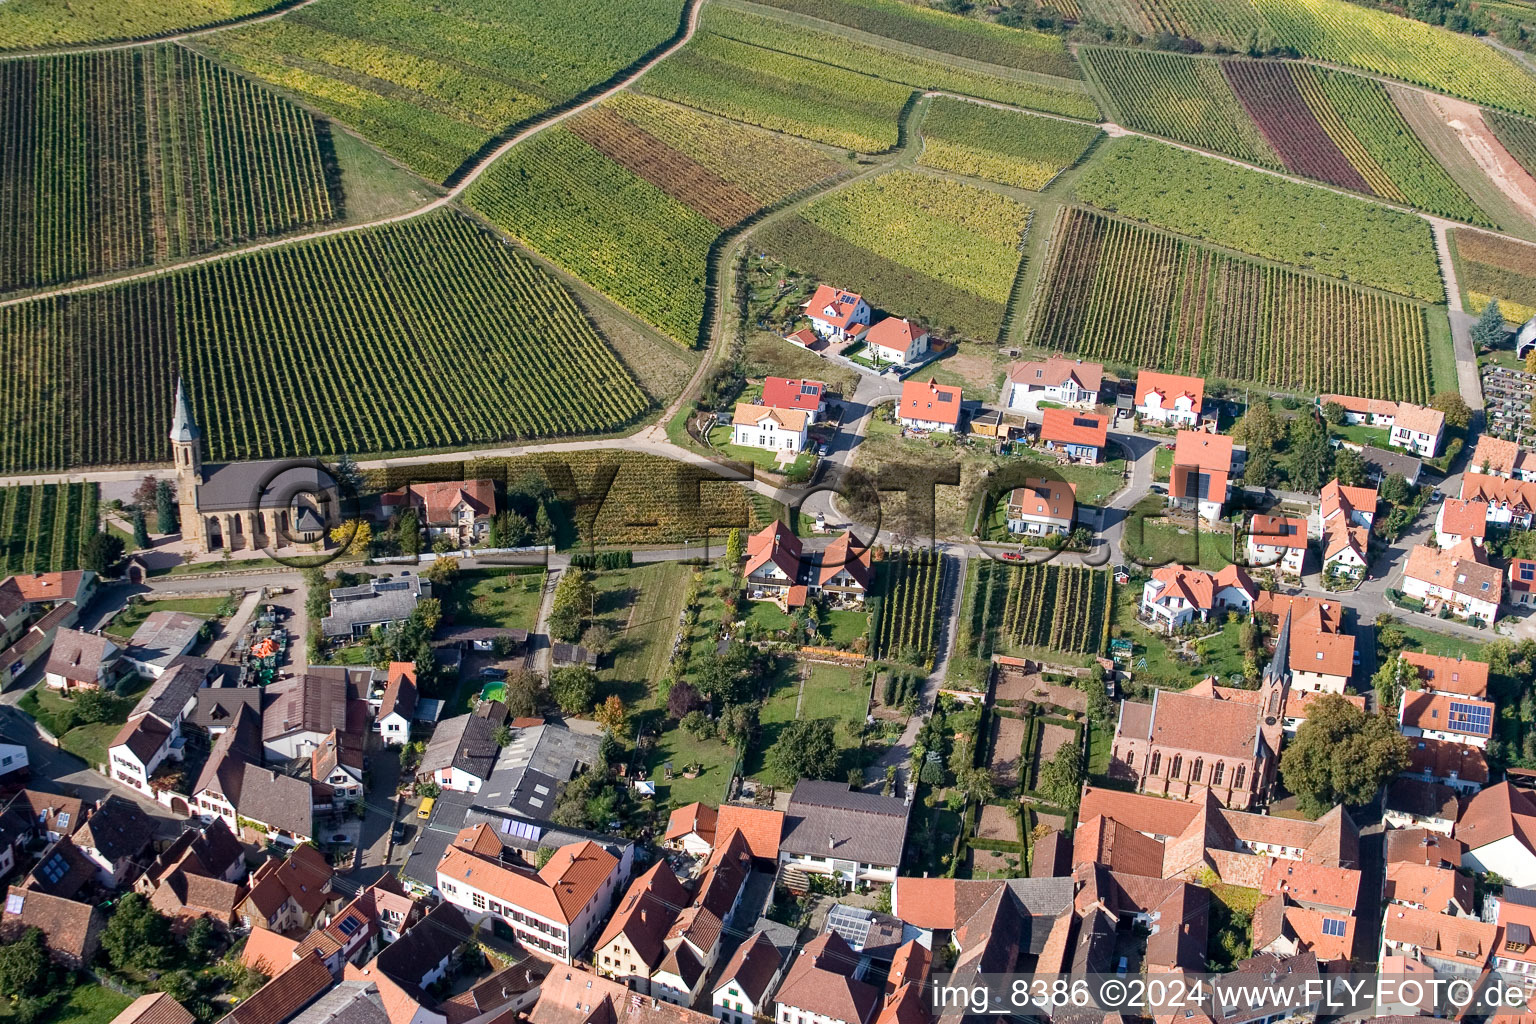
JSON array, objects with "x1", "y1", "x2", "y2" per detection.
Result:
[
  {"x1": 382, "y1": 480, "x2": 497, "y2": 548},
  {"x1": 1135, "y1": 370, "x2": 1204, "y2": 427},
  {"x1": 1004, "y1": 356, "x2": 1102, "y2": 410},
  {"x1": 417, "y1": 710, "x2": 502, "y2": 794},
  {"x1": 778, "y1": 781, "x2": 909, "y2": 888},
  {"x1": 1004, "y1": 479, "x2": 1075, "y2": 537},
  {"x1": 44, "y1": 628, "x2": 120, "y2": 692},
  {"x1": 862, "y1": 318, "x2": 928, "y2": 366},
  {"x1": 1139, "y1": 564, "x2": 1256, "y2": 633},
  {"x1": 801, "y1": 286, "x2": 870, "y2": 341},
  {"x1": 1389, "y1": 402, "x2": 1445, "y2": 458},
  {"x1": 1318, "y1": 479, "x2": 1377, "y2": 530},
  {"x1": 108, "y1": 658, "x2": 215, "y2": 799},
  {"x1": 320, "y1": 575, "x2": 432, "y2": 641},
  {"x1": 816, "y1": 531, "x2": 872, "y2": 604},
  {"x1": 896, "y1": 378, "x2": 960, "y2": 433},
  {"x1": 1169, "y1": 430, "x2": 1235, "y2": 522},
  {"x1": 1246, "y1": 515, "x2": 1308, "y2": 579},
  {"x1": 376, "y1": 662, "x2": 417, "y2": 746},
  {"x1": 1402, "y1": 538, "x2": 1502, "y2": 624},
  {"x1": 731, "y1": 404, "x2": 809, "y2": 456},
  {"x1": 1039, "y1": 408, "x2": 1107, "y2": 463},
  {"x1": 759, "y1": 377, "x2": 828, "y2": 422},
  {"x1": 743, "y1": 522, "x2": 803, "y2": 606},
  {"x1": 1458, "y1": 782, "x2": 1536, "y2": 887}
]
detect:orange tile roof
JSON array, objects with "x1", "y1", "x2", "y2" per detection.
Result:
[
  {"x1": 1077, "y1": 788, "x2": 1200, "y2": 839},
  {"x1": 1288, "y1": 629, "x2": 1355, "y2": 679},
  {"x1": 113, "y1": 993, "x2": 194, "y2": 1024},
  {"x1": 1319, "y1": 393, "x2": 1398, "y2": 418},
  {"x1": 1383, "y1": 905, "x2": 1496, "y2": 968},
  {"x1": 898, "y1": 378, "x2": 961, "y2": 426},
  {"x1": 1262, "y1": 860, "x2": 1359, "y2": 913},
  {"x1": 864, "y1": 317, "x2": 925, "y2": 352},
  {"x1": 1173, "y1": 430, "x2": 1232, "y2": 471},
  {"x1": 1393, "y1": 402, "x2": 1444, "y2": 436},
  {"x1": 5, "y1": 571, "x2": 90, "y2": 603},
  {"x1": 1455, "y1": 781, "x2": 1536, "y2": 851},
  {"x1": 1075, "y1": 814, "x2": 1165, "y2": 878},
  {"x1": 225, "y1": 951, "x2": 333, "y2": 1024},
  {"x1": 1040, "y1": 408, "x2": 1107, "y2": 449},
  {"x1": 1249, "y1": 514, "x2": 1308, "y2": 550},
  {"x1": 1149, "y1": 688, "x2": 1260, "y2": 759},
  {"x1": 732, "y1": 402, "x2": 808, "y2": 432},
  {"x1": 760, "y1": 377, "x2": 826, "y2": 413},
  {"x1": 538, "y1": 841, "x2": 621, "y2": 922},
  {"x1": 664, "y1": 803, "x2": 717, "y2": 845},
  {"x1": 1407, "y1": 736, "x2": 1490, "y2": 784},
  {"x1": 240, "y1": 925, "x2": 299, "y2": 975},
  {"x1": 1252, "y1": 593, "x2": 1340, "y2": 632},
  {"x1": 1136, "y1": 371, "x2": 1204, "y2": 412},
  {"x1": 785, "y1": 328, "x2": 817, "y2": 347},
  {"x1": 802, "y1": 285, "x2": 864, "y2": 329},
  {"x1": 1400, "y1": 651, "x2": 1490, "y2": 698},
  {"x1": 1322, "y1": 523, "x2": 1369, "y2": 562},
  {"x1": 818, "y1": 531, "x2": 872, "y2": 589},
  {"x1": 1320, "y1": 479, "x2": 1377, "y2": 521},
  {"x1": 743, "y1": 521, "x2": 802, "y2": 582},
  {"x1": 1384, "y1": 861, "x2": 1471, "y2": 914},
  {"x1": 1007, "y1": 479, "x2": 1076, "y2": 523},
  {"x1": 437, "y1": 840, "x2": 617, "y2": 925},
  {"x1": 1400, "y1": 690, "x2": 1494, "y2": 739},
  {"x1": 1471, "y1": 435, "x2": 1528, "y2": 477},
  {"x1": 1461, "y1": 473, "x2": 1536, "y2": 511},
  {"x1": 1280, "y1": 905, "x2": 1355, "y2": 963},
  {"x1": 1404, "y1": 540, "x2": 1502, "y2": 603},
  {"x1": 715, "y1": 804, "x2": 783, "y2": 861},
  {"x1": 593, "y1": 861, "x2": 687, "y2": 969},
  {"x1": 1147, "y1": 565, "x2": 1255, "y2": 611},
  {"x1": 1438, "y1": 498, "x2": 1488, "y2": 539}
]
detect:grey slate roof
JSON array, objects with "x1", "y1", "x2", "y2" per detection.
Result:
[
  {"x1": 478, "y1": 720, "x2": 601, "y2": 818},
  {"x1": 321, "y1": 577, "x2": 431, "y2": 638},
  {"x1": 1361, "y1": 445, "x2": 1422, "y2": 485},
  {"x1": 780, "y1": 781, "x2": 910, "y2": 868},
  {"x1": 235, "y1": 763, "x2": 315, "y2": 838},
  {"x1": 190, "y1": 687, "x2": 264, "y2": 732},
  {"x1": 171, "y1": 379, "x2": 199, "y2": 443},
  {"x1": 196, "y1": 460, "x2": 334, "y2": 514},
  {"x1": 418, "y1": 714, "x2": 498, "y2": 782},
  {"x1": 45, "y1": 628, "x2": 119, "y2": 681},
  {"x1": 286, "y1": 980, "x2": 388, "y2": 1024},
  {"x1": 77, "y1": 796, "x2": 155, "y2": 865},
  {"x1": 374, "y1": 905, "x2": 472, "y2": 990},
  {"x1": 131, "y1": 660, "x2": 211, "y2": 723},
  {"x1": 125, "y1": 612, "x2": 204, "y2": 673}
]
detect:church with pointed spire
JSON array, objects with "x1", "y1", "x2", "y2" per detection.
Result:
[{"x1": 171, "y1": 379, "x2": 340, "y2": 555}]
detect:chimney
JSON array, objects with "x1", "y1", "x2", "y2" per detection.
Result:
[{"x1": 828, "y1": 834, "x2": 836, "y2": 851}]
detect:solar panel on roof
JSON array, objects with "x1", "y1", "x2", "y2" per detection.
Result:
[
  {"x1": 5, "y1": 894, "x2": 22, "y2": 914},
  {"x1": 1321, "y1": 918, "x2": 1347, "y2": 937},
  {"x1": 1448, "y1": 701, "x2": 1492, "y2": 735},
  {"x1": 338, "y1": 916, "x2": 361, "y2": 936}
]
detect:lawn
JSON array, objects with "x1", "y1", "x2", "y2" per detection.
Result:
[
  {"x1": 1153, "y1": 445, "x2": 1174, "y2": 482},
  {"x1": 104, "y1": 595, "x2": 231, "y2": 641},
  {"x1": 1087, "y1": 720, "x2": 1112, "y2": 778},
  {"x1": 746, "y1": 657, "x2": 804, "y2": 781},
  {"x1": 593, "y1": 563, "x2": 692, "y2": 709},
  {"x1": 708, "y1": 425, "x2": 815, "y2": 476},
  {"x1": 1387, "y1": 622, "x2": 1489, "y2": 660},
  {"x1": 819, "y1": 608, "x2": 869, "y2": 647},
  {"x1": 644, "y1": 723, "x2": 738, "y2": 810},
  {"x1": 684, "y1": 569, "x2": 735, "y2": 669},
  {"x1": 325, "y1": 645, "x2": 375, "y2": 666},
  {"x1": 441, "y1": 568, "x2": 546, "y2": 632},
  {"x1": 801, "y1": 663, "x2": 870, "y2": 727},
  {"x1": 26, "y1": 985, "x2": 133, "y2": 1024},
  {"x1": 1122, "y1": 499, "x2": 1236, "y2": 570},
  {"x1": 1110, "y1": 589, "x2": 1250, "y2": 686},
  {"x1": 746, "y1": 600, "x2": 796, "y2": 634},
  {"x1": 1328, "y1": 421, "x2": 1391, "y2": 448},
  {"x1": 20, "y1": 678, "x2": 154, "y2": 769}
]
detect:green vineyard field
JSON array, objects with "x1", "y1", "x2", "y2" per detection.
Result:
[
  {"x1": 871, "y1": 549, "x2": 943, "y2": 663},
  {"x1": 0, "y1": 483, "x2": 98, "y2": 575},
  {"x1": 0, "y1": 45, "x2": 336, "y2": 294},
  {"x1": 0, "y1": 0, "x2": 277, "y2": 51},
  {"x1": 0, "y1": 211, "x2": 650, "y2": 473},
  {"x1": 917, "y1": 97, "x2": 1101, "y2": 191},
  {"x1": 1452, "y1": 228, "x2": 1536, "y2": 322},
  {"x1": 200, "y1": 0, "x2": 686, "y2": 182},
  {"x1": 991, "y1": 562, "x2": 1112, "y2": 656},
  {"x1": 1024, "y1": 207, "x2": 1436, "y2": 402}
]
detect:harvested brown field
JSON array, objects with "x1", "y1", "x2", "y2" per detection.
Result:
[
  {"x1": 988, "y1": 713, "x2": 1028, "y2": 789},
  {"x1": 977, "y1": 803, "x2": 1019, "y2": 842}
]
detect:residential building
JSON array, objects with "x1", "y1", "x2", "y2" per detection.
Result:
[
  {"x1": 529, "y1": 965, "x2": 716, "y2": 1024},
  {"x1": 1384, "y1": 860, "x2": 1470, "y2": 917},
  {"x1": 1388, "y1": 402, "x2": 1445, "y2": 457},
  {"x1": 0, "y1": 603, "x2": 84, "y2": 688},
  {"x1": 171, "y1": 380, "x2": 339, "y2": 555},
  {"x1": 192, "y1": 704, "x2": 315, "y2": 844},
  {"x1": 476, "y1": 715, "x2": 601, "y2": 819},
  {"x1": 1168, "y1": 429, "x2": 1234, "y2": 523},
  {"x1": 651, "y1": 832, "x2": 753, "y2": 1006},
  {"x1": 896, "y1": 378, "x2": 960, "y2": 433},
  {"x1": 1139, "y1": 564, "x2": 1256, "y2": 632},
  {"x1": 1459, "y1": 783, "x2": 1536, "y2": 887},
  {"x1": 237, "y1": 843, "x2": 335, "y2": 932},
  {"x1": 262, "y1": 670, "x2": 367, "y2": 761},
  {"x1": 1399, "y1": 691, "x2": 1494, "y2": 748},
  {"x1": 74, "y1": 796, "x2": 155, "y2": 886},
  {"x1": 1039, "y1": 409, "x2": 1107, "y2": 463},
  {"x1": 1404, "y1": 736, "x2": 1489, "y2": 795},
  {"x1": 1490, "y1": 889, "x2": 1536, "y2": 980},
  {"x1": 1382, "y1": 904, "x2": 1497, "y2": 976},
  {"x1": 1246, "y1": 514, "x2": 1308, "y2": 579},
  {"x1": 0, "y1": 886, "x2": 104, "y2": 968},
  {"x1": 0, "y1": 571, "x2": 95, "y2": 652},
  {"x1": 1470, "y1": 435, "x2": 1536, "y2": 481},
  {"x1": 801, "y1": 286, "x2": 870, "y2": 341},
  {"x1": 713, "y1": 931, "x2": 788, "y2": 1024},
  {"x1": 862, "y1": 318, "x2": 928, "y2": 366},
  {"x1": 110, "y1": 993, "x2": 194, "y2": 1024},
  {"x1": 418, "y1": 711, "x2": 502, "y2": 794},
  {"x1": 1437, "y1": 498, "x2": 1489, "y2": 548},
  {"x1": 778, "y1": 781, "x2": 909, "y2": 888},
  {"x1": 133, "y1": 816, "x2": 247, "y2": 930},
  {"x1": 1286, "y1": 628, "x2": 1355, "y2": 694},
  {"x1": 1402, "y1": 539, "x2": 1502, "y2": 624},
  {"x1": 376, "y1": 662, "x2": 417, "y2": 746},
  {"x1": 1514, "y1": 558, "x2": 1536, "y2": 608},
  {"x1": 774, "y1": 932, "x2": 881, "y2": 1024},
  {"x1": 715, "y1": 804, "x2": 785, "y2": 866},
  {"x1": 664, "y1": 803, "x2": 717, "y2": 857},
  {"x1": 436, "y1": 837, "x2": 624, "y2": 964},
  {"x1": 1321, "y1": 523, "x2": 1370, "y2": 582},
  {"x1": 1318, "y1": 479, "x2": 1378, "y2": 530},
  {"x1": 731, "y1": 404, "x2": 809, "y2": 455},
  {"x1": 122, "y1": 612, "x2": 204, "y2": 679},
  {"x1": 1317, "y1": 393, "x2": 1400, "y2": 427},
  {"x1": 108, "y1": 658, "x2": 215, "y2": 798},
  {"x1": 743, "y1": 522, "x2": 802, "y2": 607},
  {"x1": 1361, "y1": 445, "x2": 1423, "y2": 487},
  {"x1": 380, "y1": 480, "x2": 496, "y2": 547},
  {"x1": 371, "y1": 902, "x2": 473, "y2": 993},
  {"x1": 107, "y1": 714, "x2": 175, "y2": 799},
  {"x1": 44, "y1": 628, "x2": 120, "y2": 692},
  {"x1": 222, "y1": 951, "x2": 334, "y2": 1024},
  {"x1": 321, "y1": 575, "x2": 432, "y2": 641},
  {"x1": 594, "y1": 861, "x2": 690, "y2": 992},
  {"x1": 1004, "y1": 356, "x2": 1103, "y2": 410},
  {"x1": 1383, "y1": 777, "x2": 1460, "y2": 834},
  {"x1": 759, "y1": 377, "x2": 828, "y2": 422},
  {"x1": 1401, "y1": 651, "x2": 1490, "y2": 699},
  {"x1": 1461, "y1": 473, "x2": 1536, "y2": 530},
  {"x1": 1004, "y1": 479, "x2": 1075, "y2": 537},
  {"x1": 815, "y1": 532, "x2": 872, "y2": 605},
  {"x1": 1134, "y1": 370, "x2": 1204, "y2": 427},
  {"x1": 311, "y1": 730, "x2": 364, "y2": 809}
]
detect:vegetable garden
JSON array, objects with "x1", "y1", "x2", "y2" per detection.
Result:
[
  {"x1": 1024, "y1": 207, "x2": 1436, "y2": 402},
  {"x1": 0, "y1": 211, "x2": 650, "y2": 472},
  {"x1": 1081, "y1": 49, "x2": 1487, "y2": 224},
  {"x1": 994, "y1": 563, "x2": 1113, "y2": 656},
  {"x1": 917, "y1": 97, "x2": 1101, "y2": 192},
  {"x1": 1451, "y1": 228, "x2": 1536, "y2": 322},
  {"x1": 0, "y1": 0, "x2": 276, "y2": 51},
  {"x1": 466, "y1": 97, "x2": 842, "y2": 346},
  {"x1": 758, "y1": 171, "x2": 1033, "y2": 341},
  {"x1": 870, "y1": 549, "x2": 944, "y2": 664},
  {"x1": 1074, "y1": 138, "x2": 1443, "y2": 301},
  {"x1": 1, "y1": 45, "x2": 337, "y2": 293},
  {"x1": 200, "y1": 0, "x2": 687, "y2": 182},
  {"x1": 0, "y1": 483, "x2": 98, "y2": 574}
]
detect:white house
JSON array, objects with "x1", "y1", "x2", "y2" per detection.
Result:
[
  {"x1": 1321, "y1": 524, "x2": 1370, "y2": 581},
  {"x1": 1140, "y1": 565, "x2": 1256, "y2": 633},
  {"x1": 377, "y1": 663, "x2": 417, "y2": 747},
  {"x1": 1469, "y1": 436, "x2": 1536, "y2": 481},
  {"x1": 1317, "y1": 394, "x2": 1399, "y2": 427},
  {"x1": 862, "y1": 317, "x2": 928, "y2": 366},
  {"x1": 1005, "y1": 479, "x2": 1075, "y2": 537},
  {"x1": 1400, "y1": 691, "x2": 1494, "y2": 749},
  {"x1": 777, "y1": 782, "x2": 907, "y2": 889},
  {"x1": 1402, "y1": 539, "x2": 1502, "y2": 624},
  {"x1": 437, "y1": 837, "x2": 624, "y2": 965},
  {"x1": 713, "y1": 931, "x2": 788, "y2": 1024},
  {"x1": 1004, "y1": 356, "x2": 1102, "y2": 410},
  {"x1": 1135, "y1": 370, "x2": 1204, "y2": 427},
  {"x1": 759, "y1": 377, "x2": 827, "y2": 422},
  {"x1": 1245, "y1": 514, "x2": 1307, "y2": 579},
  {"x1": 1286, "y1": 627, "x2": 1356, "y2": 694},
  {"x1": 1389, "y1": 403, "x2": 1445, "y2": 458},
  {"x1": 1458, "y1": 783, "x2": 1536, "y2": 888},
  {"x1": 774, "y1": 932, "x2": 880, "y2": 1024},
  {"x1": 1039, "y1": 408, "x2": 1107, "y2": 463},
  {"x1": 731, "y1": 404, "x2": 809, "y2": 455},
  {"x1": 417, "y1": 713, "x2": 499, "y2": 794},
  {"x1": 1168, "y1": 430, "x2": 1234, "y2": 523},
  {"x1": 1460, "y1": 474, "x2": 1536, "y2": 531},
  {"x1": 1318, "y1": 479, "x2": 1377, "y2": 531},
  {"x1": 44, "y1": 629, "x2": 120, "y2": 692},
  {"x1": 122, "y1": 611, "x2": 203, "y2": 679},
  {"x1": 664, "y1": 803, "x2": 716, "y2": 858},
  {"x1": 801, "y1": 286, "x2": 871, "y2": 341},
  {"x1": 897, "y1": 378, "x2": 961, "y2": 433},
  {"x1": 0, "y1": 741, "x2": 27, "y2": 781},
  {"x1": 108, "y1": 715, "x2": 176, "y2": 797}
]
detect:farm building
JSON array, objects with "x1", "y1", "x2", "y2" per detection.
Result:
[
  {"x1": 1134, "y1": 370, "x2": 1204, "y2": 427},
  {"x1": 731, "y1": 404, "x2": 809, "y2": 455},
  {"x1": 862, "y1": 317, "x2": 929, "y2": 366},
  {"x1": 1245, "y1": 514, "x2": 1307, "y2": 580},
  {"x1": 1168, "y1": 431, "x2": 1234, "y2": 522},
  {"x1": 897, "y1": 378, "x2": 961, "y2": 433},
  {"x1": 1005, "y1": 479, "x2": 1076, "y2": 537},
  {"x1": 800, "y1": 285, "x2": 870, "y2": 341},
  {"x1": 1039, "y1": 409, "x2": 1107, "y2": 463},
  {"x1": 1004, "y1": 356, "x2": 1103, "y2": 410}
]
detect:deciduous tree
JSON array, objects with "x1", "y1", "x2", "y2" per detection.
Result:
[
  {"x1": 1280, "y1": 695, "x2": 1410, "y2": 815},
  {"x1": 551, "y1": 667, "x2": 597, "y2": 715},
  {"x1": 765, "y1": 718, "x2": 839, "y2": 787},
  {"x1": 1429, "y1": 391, "x2": 1472, "y2": 430}
]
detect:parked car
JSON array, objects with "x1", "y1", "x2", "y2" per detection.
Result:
[
  {"x1": 417, "y1": 797, "x2": 436, "y2": 821},
  {"x1": 392, "y1": 822, "x2": 409, "y2": 844},
  {"x1": 817, "y1": 443, "x2": 830, "y2": 457}
]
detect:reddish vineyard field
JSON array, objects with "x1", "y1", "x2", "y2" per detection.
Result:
[
  {"x1": 1025, "y1": 207, "x2": 1435, "y2": 402},
  {"x1": 1224, "y1": 60, "x2": 1370, "y2": 193}
]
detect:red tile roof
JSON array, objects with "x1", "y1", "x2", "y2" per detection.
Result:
[
  {"x1": 1404, "y1": 540, "x2": 1502, "y2": 603},
  {"x1": 1147, "y1": 565, "x2": 1255, "y2": 611},
  {"x1": 1173, "y1": 430, "x2": 1232, "y2": 472},
  {"x1": 224, "y1": 951, "x2": 333, "y2": 1024},
  {"x1": 1400, "y1": 651, "x2": 1490, "y2": 698},
  {"x1": 1383, "y1": 905, "x2": 1496, "y2": 969},
  {"x1": 1393, "y1": 402, "x2": 1444, "y2": 437},
  {"x1": 1007, "y1": 479, "x2": 1076, "y2": 524},
  {"x1": 1040, "y1": 408, "x2": 1107, "y2": 449},
  {"x1": 1455, "y1": 781, "x2": 1536, "y2": 852},
  {"x1": 112, "y1": 992, "x2": 195, "y2": 1024},
  {"x1": 818, "y1": 531, "x2": 872, "y2": 590},
  {"x1": 1074, "y1": 814, "x2": 1165, "y2": 878},
  {"x1": 1320, "y1": 479, "x2": 1378, "y2": 522},
  {"x1": 241, "y1": 926, "x2": 300, "y2": 976},
  {"x1": 715, "y1": 804, "x2": 783, "y2": 861},
  {"x1": 1400, "y1": 691, "x2": 1494, "y2": 739},
  {"x1": 743, "y1": 521, "x2": 802, "y2": 582},
  {"x1": 760, "y1": 377, "x2": 827, "y2": 413},
  {"x1": 1252, "y1": 593, "x2": 1341, "y2": 632},
  {"x1": 803, "y1": 286, "x2": 865, "y2": 330},
  {"x1": 438, "y1": 840, "x2": 618, "y2": 925},
  {"x1": 864, "y1": 317, "x2": 925, "y2": 353},
  {"x1": 1249, "y1": 514, "x2": 1308, "y2": 550},
  {"x1": 1384, "y1": 860, "x2": 1471, "y2": 914},
  {"x1": 1136, "y1": 371, "x2": 1204, "y2": 412},
  {"x1": 1149, "y1": 688, "x2": 1261, "y2": 759},
  {"x1": 1077, "y1": 788, "x2": 1200, "y2": 839},
  {"x1": 664, "y1": 802, "x2": 717, "y2": 845},
  {"x1": 898, "y1": 378, "x2": 960, "y2": 426},
  {"x1": 1438, "y1": 498, "x2": 1488, "y2": 539},
  {"x1": 1319, "y1": 394, "x2": 1397, "y2": 418},
  {"x1": 382, "y1": 480, "x2": 495, "y2": 527},
  {"x1": 1288, "y1": 629, "x2": 1355, "y2": 679},
  {"x1": 1262, "y1": 860, "x2": 1359, "y2": 913}
]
